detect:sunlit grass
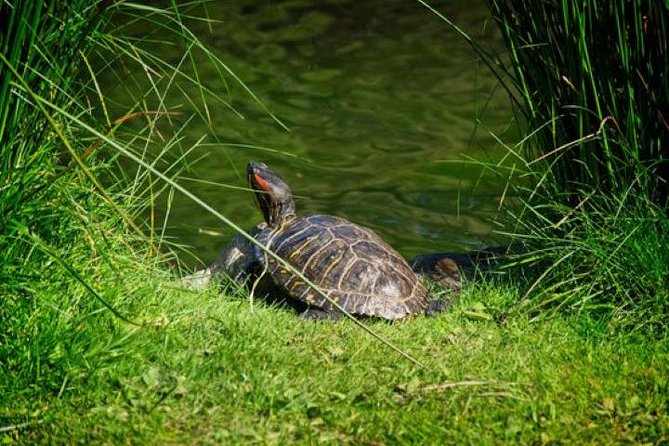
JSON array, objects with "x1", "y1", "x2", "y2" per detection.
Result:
[
  {"x1": 7, "y1": 275, "x2": 669, "y2": 444},
  {"x1": 3, "y1": 0, "x2": 669, "y2": 443}
]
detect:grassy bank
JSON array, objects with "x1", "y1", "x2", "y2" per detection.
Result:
[
  {"x1": 2, "y1": 0, "x2": 669, "y2": 444},
  {"x1": 8, "y1": 281, "x2": 669, "y2": 444}
]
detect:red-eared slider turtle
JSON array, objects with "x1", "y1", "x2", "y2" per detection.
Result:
[{"x1": 247, "y1": 161, "x2": 447, "y2": 320}]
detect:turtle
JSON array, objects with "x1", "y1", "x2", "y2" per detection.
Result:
[
  {"x1": 184, "y1": 230, "x2": 508, "y2": 296},
  {"x1": 244, "y1": 161, "x2": 449, "y2": 321},
  {"x1": 182, "y1": 162, "x2": 513, "y2": 319},
  {"x1": 409, "y1": 245, "x2": 511, "y2": 290}
]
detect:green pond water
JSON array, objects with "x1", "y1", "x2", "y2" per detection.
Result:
[{"x1": 105, "y1": 0, "x2": 513, "y2": 268}]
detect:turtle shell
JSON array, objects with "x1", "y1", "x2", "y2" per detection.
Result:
[{"x1": 256, "y1": 214, "x2": 431, "y2": 320}]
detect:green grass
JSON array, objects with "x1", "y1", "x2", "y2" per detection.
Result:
[
  {"x1": 444, "y1": 0, "x2": 669, "y2": 321},
  {"x1": 484, "y1": 0, "x2": 668, "y2": 205},
  {"x1": 3, "y1": 272, "x2": 669, "y2": 444},
  {"x1": 2, "y1": 0, "x2": 669, "y2": 443}
]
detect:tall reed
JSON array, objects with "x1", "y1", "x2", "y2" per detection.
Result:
[
  {"x1": 0, "y1": 1, "x2": 111, "y2": 284},
  {"x1": 487, "y1": 0, "x2": 668, "y2": 207},
  {"x1": 480, "y1": 1, "x2": 669, "y2": 323}
]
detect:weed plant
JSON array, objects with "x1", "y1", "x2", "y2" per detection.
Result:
[{"x1": 474, "y1": 1, "x2": 669, "y2": 322}]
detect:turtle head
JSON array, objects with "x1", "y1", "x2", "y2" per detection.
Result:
[{"x1": 247, "y1": 161, "x2": 296, "y2": 228}]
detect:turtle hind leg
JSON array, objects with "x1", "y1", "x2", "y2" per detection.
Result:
[
  {"x1": 425, "y1": 298, "x2": 451, "y2": 316},
  {"x1": 300, "y1": 307, "x2": 343, "y2": 322}
]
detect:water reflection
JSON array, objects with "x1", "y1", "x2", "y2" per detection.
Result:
[{"x1": 105, "y1": 0, "x2": 514, "y2": 266}]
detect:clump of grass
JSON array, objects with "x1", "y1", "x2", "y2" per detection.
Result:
[
  {"x1": 487, "y1": 0, "x2": 668, "y2": 206},
  {"x1": 0, "y1": 0, "x2": 140, "y2": 410},
  {"x1": 0, "y1": 1, "x2": 138, "y2": 395},
  {"x1": 0, "y1": 1, "x2": 104, "y2": 261},
  {"x1": 422, "y1": 0, "x2": 668, "y2": 322},
  {"x1": 460, "y1": 1, "x2": 669, "y2": 323},
  {"x1": 502, "y1": 178, "x2": 669, "y2": 327},
  {"x1": 0, "y1": 0, "x2": 273, "y2": 434}
]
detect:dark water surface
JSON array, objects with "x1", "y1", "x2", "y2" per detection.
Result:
[{"x1": 106, "y1": 0, "x2": 513, "y2": 267}]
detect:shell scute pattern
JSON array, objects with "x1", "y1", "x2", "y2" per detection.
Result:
[
  {"x1": 260, "y1": 214, "x2": 431, "y2": 319},
  {"x1": 248, "y1": 161, "x2": 436, "y2": 320}
]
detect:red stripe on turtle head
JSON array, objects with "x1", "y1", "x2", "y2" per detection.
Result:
[{"x1": 253, "y1": 173, "x2": 271, "y2": 192}]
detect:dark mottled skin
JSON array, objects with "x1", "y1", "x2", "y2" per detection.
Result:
[{"x1": 409, "y1": 246, "x2": 510, "y2": 290}]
